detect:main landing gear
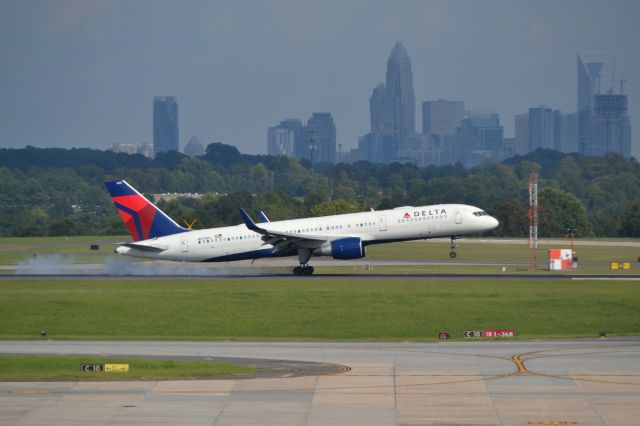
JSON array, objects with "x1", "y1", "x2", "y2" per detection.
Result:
[
  {"x1": 449, "y1": 236, "x2": 457, "y2": 259},
  {"x1": 293, "y1": 248, "x2": 315, "y2": 276},
  {"x1": 293, "y1": 265, "x2": 314, "y2": 276}
]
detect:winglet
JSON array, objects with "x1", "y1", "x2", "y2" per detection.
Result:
[
  {"x1": 239, "y1": 208, "x2": 260, "y2": 231},
  {"x1": 257, "y1": 210, "x2": 270, "y2": 223}
]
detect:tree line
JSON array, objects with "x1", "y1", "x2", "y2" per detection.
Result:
[{"x1": 1, "y1": 144, "x2": 639, "y2": 238}]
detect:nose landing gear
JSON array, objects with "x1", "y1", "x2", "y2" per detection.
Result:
[{"x1": 449, "y1": 236, "x2": 457, "y2": 259}]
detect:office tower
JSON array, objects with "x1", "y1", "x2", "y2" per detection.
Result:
[
  {"x1": 514, "y1": 114, "x2": 529, "y2": 155},
  {"x1": 307, "y1": 113, "x2": 336, "y2": 164},
  {"x1": 266, "y1": 119, "x2": 306, "y2": 160},
  {"x1": 357, "y1": 132, "x2": 395, "y2": 164},
  {"x1": 370, "y1": 83, "x2": 392, "y2": 133},
  {"x1": 559, "y1": 113, "x2": 578, "y2": 153},
  {"x1": 153, "y1": 96, "x2": 179, "y2": 155},
  {"x1": 184, "y1": 135, "x2": 205, "y2": 157},
  {"x1": 386, "y1": 41, "x2": 415, "y2": 148},
  {"x1": 460, "y1": 113, "x2": 504, "y2": 152},
  {"x1": 267, "y1": 126, "x2": 295, "y2": 157},
  {"x1": 590, "y1": 94, "x2": 631, "y2": 156},
  {"x1": 577, "y1": 54, "x2": 613, "y2": 150},
  {"x1": 280, "y1": 119, "x2": 307, "y2": 160},
  {"x1": 528, "y1": 107, "x2": 556, "y2": 151},
  {"x1": 422, "y1": 100, "x2": 465, "y2": 136}
]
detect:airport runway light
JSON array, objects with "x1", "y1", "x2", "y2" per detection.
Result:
[{"x1": 40, "y1": 330, "x2": 47, "y2": 337}]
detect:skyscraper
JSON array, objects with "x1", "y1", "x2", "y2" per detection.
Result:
[
  {"x1": 307, "y1": 113, "x2": 336, "y2": 164},
  {"x1": 577, "y1": 54, "x2": 613, "y2": 151},
  {"x1": 267, "y1": 126, "x2": 295, "y2": 157},
  {"x1": 422, "y1": 100, "x2": 465, "y2": 137},
  {"x1": 369, "y1": 83, "x2": 392, "y2": 133},
  {"x1": 528, "y1": 107, "x2": 556, "y2": 151},
  {"x1": 514, "y1": 114, "x2": 529, "y2": 155},
  {"x1": 153, "y1": 96, "x2": 179, "y2": 155},
  {"x1": 386, "y1": 41, "x2": 415, "y2": 149},
  {"x1": 460, "y1": 113, "x2": 504, "y2": 152},
  {"x1": 266, "y1": 119, "x2": 307, "y2": 160},
  {"x1": 559, "y1": 112, "x2": 578, "y2": 153},
  {"x1": 590, "y1": 94, "x2": 631, "y2": 156}
]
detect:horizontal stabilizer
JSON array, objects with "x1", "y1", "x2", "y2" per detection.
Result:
[{"x1": 119, "y1": 242, "x2": 167, "y2": 253}]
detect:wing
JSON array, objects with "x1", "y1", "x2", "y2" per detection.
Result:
[{"x1": 240, "y1": 208, "x2": 332, "y2": 255}]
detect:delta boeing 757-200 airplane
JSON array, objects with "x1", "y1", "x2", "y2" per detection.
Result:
[{"x1": 105, "y1": 180, "x2": 499, "y2": 275}]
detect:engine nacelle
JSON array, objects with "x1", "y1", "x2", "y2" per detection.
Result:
[{"x1": 314, "y1": 237, "x2": 366, "y2": 260}]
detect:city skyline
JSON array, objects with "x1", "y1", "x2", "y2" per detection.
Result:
[{"x1": 1, "y1": 1, "x2": 639, "y2": 158}]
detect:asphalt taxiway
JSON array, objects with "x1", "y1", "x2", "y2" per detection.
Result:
[{"x1": 2, "y1": 339, "x2": 639, "y2": 425}]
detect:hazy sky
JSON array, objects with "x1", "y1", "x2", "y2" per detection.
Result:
[{"x1": 1, "y1": 0, "x2": 639, "y2": 157}]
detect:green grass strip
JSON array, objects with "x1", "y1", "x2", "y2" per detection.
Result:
[
  {"x1": 1, "y1": 278, "x2": 639, "y2": 341},
  {"x1": 0, "y1": 355, "x2": 254, "y2": 381}
]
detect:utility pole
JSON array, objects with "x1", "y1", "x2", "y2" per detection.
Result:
[
  {"x1": 528, "y1": 173, "x2": 539, "y2": 270},
  {"x1": 308, "y1": 126, "x2": 316, "y2": 169}
]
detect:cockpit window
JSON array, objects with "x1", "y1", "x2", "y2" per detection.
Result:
[{"x1": 473, "y1": 211, "x2": 488, "y2": 217}]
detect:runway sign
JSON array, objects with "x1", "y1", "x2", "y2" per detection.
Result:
[
  {"x1": 80, "y1": 363, "x2": 104, "y2": 372},
  {"x1": 464, "y1": 329, "x2": 516, "y2": 338},
  {"x1": 80, "y1": 363, "x2": 129, "y2": 372},
  {"x1": 484, "y1": 329, "x2": 516, "y2": 337},
  {"x1": 105, "y1": 364, "x2": 129, "y2": 372}
]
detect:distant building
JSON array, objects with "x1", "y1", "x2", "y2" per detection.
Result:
[
  {"x1": 370, "y1": 83, "x2": 392, "y2": 133},
  {"x1": 422, "y1": 100, "x2": 465, "y2": 137},
  {"x1": 356, "y1": 132, "x2": 395, "y2": 164},
  {"x1": 137, "y1": 143, "x2": 154, "y2": 158},
  {"x1": 267, "y1": 126, "x2": 295, "y2": 157},
  {"x1": 514, "y1": 114, "x2": 529, "y2": 155},
  {"x1": 184, "y1": 135, "x2": 205, "y2": 157},
  {"x1": 153, "y1": 96, "x2": 179, "y2": 155},
  {"x1": 590, "y1": 94, "x2": 631, "y2": 156},
  {"x1": 559, "y1": 112, "x2": 578, "y2": 153},
  {"x1": 307, "y1": 113, "x2": 336, "y2": 164},
  {"x1": 386, "y1": 42, "x2": 416, "y2": 148},
  {"x1": 109, "y1": 143, "x2": 138, "y2": 155},
  {"x1": 460, "y1": 113, "x2": 504, "y2": 152},
  {"x1": 577, "y1": 53, "x2": 614, "y2": 151},
  {"x1": 266, "y1": 119, "x2": 307, "y2": 160},
  {"x1": 528, "y1": 107, "x2": 557, "y2": 151}
]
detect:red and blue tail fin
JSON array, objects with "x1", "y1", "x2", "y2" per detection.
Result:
[{"x1": 105, "y1": 180, "x2": 187, "y2": 241}]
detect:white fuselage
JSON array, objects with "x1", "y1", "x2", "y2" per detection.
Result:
[{"x1": 115, "y1": 204, "x2": 498, "y2": 262}]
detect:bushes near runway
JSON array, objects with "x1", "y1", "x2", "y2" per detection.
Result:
[{"x1": 1, "y1": 278, "x2": 638, "y2": 341}]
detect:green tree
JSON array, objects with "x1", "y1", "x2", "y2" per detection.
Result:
[
  {"x1": 620, "y1": 201, "x2": 640, "y2": 237},
  {"x1": 538, "y1": 188, "x2": 593, "y2": 237}
]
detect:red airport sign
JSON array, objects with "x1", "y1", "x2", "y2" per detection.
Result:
[{"x1": 464, "y1": 329, "x2": 516, "y2": 338}]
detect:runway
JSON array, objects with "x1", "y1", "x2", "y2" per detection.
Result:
[
  {"x1": 3, "y1": 272, "x2": 640, "y2": 281},
  {"x1": 2, "y1": 339, "x2": 639, "y2": 425}
]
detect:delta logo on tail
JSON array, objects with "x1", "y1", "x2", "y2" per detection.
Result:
[{"x1": 104, "y1": 180, "x2": 187, "y2": 241}]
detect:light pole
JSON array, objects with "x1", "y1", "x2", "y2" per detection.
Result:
[{"x1": 565, "y1": 228, "x2": 577, "y2": 270}]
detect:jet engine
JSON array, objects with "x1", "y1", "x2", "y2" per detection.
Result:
[{"x1": 314, "y1": 237, "x2": 366, "y2": 260}]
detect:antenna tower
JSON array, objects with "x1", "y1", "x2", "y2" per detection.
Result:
[{"x1": 528, "y1": 173, "x2": 539, "y2": 269}]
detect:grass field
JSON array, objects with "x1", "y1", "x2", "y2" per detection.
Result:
[
  {"x1": 1, "y1": 278, "x2": 638, "y2": 341},
  {"x1": 0, "y1": 355, "x2": 254, "y2": 381}
]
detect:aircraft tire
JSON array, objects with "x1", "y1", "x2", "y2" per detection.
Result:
[
  {"x1": 302, "y1": 266, "x2": 314, "y2": 275},
  {"x1": 449, "y1": 251, "x2": 457, "y2": 259},
  {"x1": 293, "y1": 266, "x2": 302, "y2": 275}
]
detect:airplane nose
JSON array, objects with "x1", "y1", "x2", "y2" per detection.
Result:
[{"x1": 489, "y1": 216, "x2": 499, "y2": 229}]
